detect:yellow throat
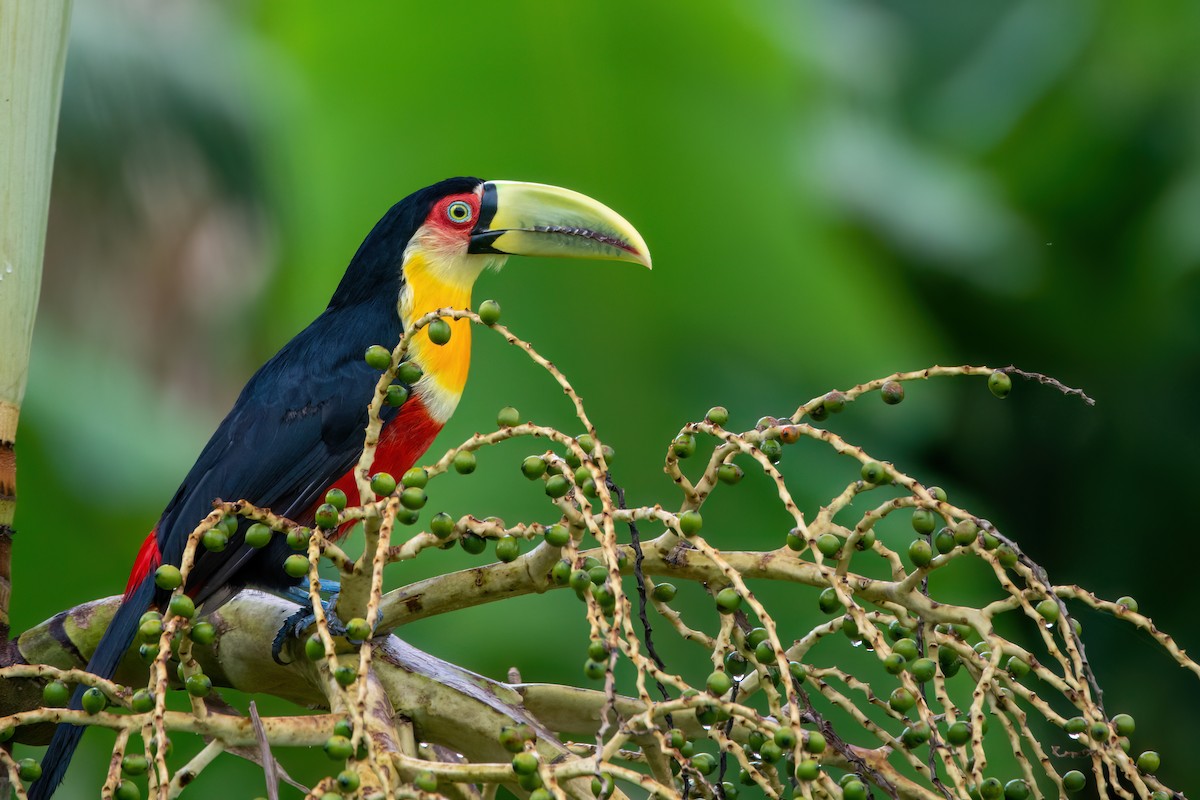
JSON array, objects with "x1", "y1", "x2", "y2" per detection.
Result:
[{"x1": 398, "y1": 250, "x2": 487, "y2": 423}]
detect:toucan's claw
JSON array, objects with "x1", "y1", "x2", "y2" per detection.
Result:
[{"x1": 271, "y1": 590, "x2": 345, "y2": 665}]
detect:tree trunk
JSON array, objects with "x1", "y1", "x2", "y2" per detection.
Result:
[{"x1": 0, "y1": 0, "x2": 73, "y2": 644}]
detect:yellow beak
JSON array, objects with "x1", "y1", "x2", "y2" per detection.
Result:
[{"x1": 468, "y1": 180, "x2": 651, "y2": 269}]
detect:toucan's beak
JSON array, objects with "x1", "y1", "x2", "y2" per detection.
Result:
[{"x1": 468, "y1": 180, "x2": 652, "y2": 269}]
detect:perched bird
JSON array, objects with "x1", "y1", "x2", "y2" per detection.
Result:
[{"x1": 31, "y1": 177, "x2": 650, "y2": 798}]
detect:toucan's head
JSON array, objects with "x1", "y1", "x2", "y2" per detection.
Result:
[
  {"x1": 337, "y1": 177, "x2": 650, "y2": 423},
  {"x1": 333, "y1": 177, "x2": 650, "y2": 306}
]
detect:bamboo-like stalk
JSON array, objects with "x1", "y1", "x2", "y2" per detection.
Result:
[{"x1": 0, "y1": 0, "x2": 74, "y2": 642}]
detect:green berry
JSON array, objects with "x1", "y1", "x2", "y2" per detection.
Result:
[
  {"x1": 910, "y1": 657, "x2": 937, "y2": 682},
  {"x1": 1089, "y1": 721, "x2": 1109, "y2": 741},
  {"x1": 946, "y1": 721, "x2": 971, "y2": 746},
  {"x1": 988, "y1": 371, "x2": 1012, "y2": 399},
  {"x1": 460, "y1": 533, "x2": 487, "y2": 555},
  {"x1": 427, "y1": 318, "x2": 452, "y2": 345},
  {"x1": 785, "y1": 527, "x2": 804, "y2": 550},
  {"x1": 651, "y1": 582, "x2": 676, "y2": 602},
  {"x1": 816, "y1": 533, "x2": 841, "y2": 558},
  {"x1": 398, "y1": 361, "x2": 423, "y2": 384},
  {"x1": 478, "y1": 299, "x2": 502, "y2": 325},
  {"x1": 521, "y1": 456, "x2": 547, "y2": 480},
  {"x1": 706, "y1": 406, "x2": 729, "y2": 426},
  {"x1": 336, "y1": 769, "x2": 361, "y2": 793},
  {"x1": 42, "y1": 679, "x2": 70, "y2": 707},
  {"x1": 691, "y1": 753, "x2": 717, "y2": 775},
  {"x1": 1116, "y1": 596, "x2": 1138, "y2": 613},
  {"x1": 758, "y1": 740, "x2": 783, "y2": 762},
  {"x1": 115, "y1": 780, "x2": 141, "y2": 800},
  {"x1": 979, "y1": 777, "x2": 1003, "y2": 799},
  {"x1": 804, "y1": 730, "x2": 825, "y2": 753},
  {"x1": 889, "y1": 687, "x2": 916, "y2": 713},
  {"x1": 881, "y1": 380, "x2": 905, "y2": 404},
  {"x1": 131, "y1": 689, "x2": 155, "y2": 714},
  {"x1": 305, "y1": 635, "x2": 325, "y2": 661},
  {"x1": 759, "y1": 438, "x2": 783, "y2": 462},
  {"x1": 154, "y1": 565, "x2": 182, "y2": 591},
  {"x1": 860, "y1": 461, "x2": 888, "y2": 484},
  {"x1": 771, "y1": 727, "x2": 796, "y2": 751},
  {"x1": 415, "y1": 770, "x2": 438, "y2": 792},
  {"x1": 716, "y1": 463, "x2": 744, "y2": 485},
  {"x1": 398, "y1": 467, "x2": 426, "y2": 488},
  {"x1": 706, "y1": 670, "x2": 733, "y2": 696},
  {"x1": 81, "y1": 687, "x2": 107, "y2": 714},
  {"x1": 1036, "y1": 599, "x2": 1060, "y2": 623},
  {"x1": 287, "y1": 527, "x2": 311, "y2": 550},
  {"x1": 283, "y1": 554, "x2": 310, "y2": 578},
  {"x1": 818, "y1": 587, "x2": 843, "y2": 614},
  {"x1": 429, "y1": 511, "x2": 455, "y2": 538},
  {"x1": 345, "y1": 617, "x2": 372, "y2": 640},
  {"x1": 453, "y1": 450, "x2": 477, "y2": 474},
  {"x1": 384, "y1": 384, "x2": 409, "y2": 406},
  {"x1": 550, "y1": 559, "x2": 571, "y2": 585},
  {"x1": 823, "y1": 391, "x2": 847, "y2": 413},
  {"x1": 324, "y1": 735, "x2": 354, "y2": 760},
  {"x1": 672, "y1": 433, "x2": 696, "y2": 458},
  {"x1": 18, "y1": 758, "x2": 42, "y2": 782},
  {"x1": 1062, "y1": 770, "x2": 1086, "y2": 793},
  {"x1": 1006, "y1": 656, "x2": 1030, "y2": 679},
  {"x1": 544, "y1": 474, "x2": 570, "y2": 498},
  {"x1": 794, "y1": 760, "x2": 820, "y2": 782},
  {"x1": 543, "y1": 523, "x2": 570, "y2": 547},
  {"x1": 908, "y1": 539, "x2": 933, "y2": 568},
  {"x1": 903, "y1": 722, "x2": 932, "y2": 746},
  {"x1": 364, "y1": 345, "x2": 391, "y2": 370},
  {"x1": 1137, "y1": 751, "x2": 1160, "y2": 773},
  {"x1": 1004, "y1": 779, "x2": 1030, "y2": 800},
  {"x1": 314, "y1": 503, "x2": 340, "y2": 530},
  {"x1": 911, "y1": 508, "x2": 937, "y2": 534},
  {"x1": 843, "y1": 780, "x2": 867, "y2": 800},
  {"x1": 370, "y1": 472, "x2": 396, "y2": 496},
  {"x1": 746, "y1": 627, "x2": 770, "y2": 647},
  {"x1": 1112, "y1": 713, "x2": 1135, "y2": 736},
  {"x1": 121, "y1": 754, "x2": 149, "y2": 776},
  {"x1": 497, "y1": 406, "x2": 521, "y2": 427},
  {"x1": 511, "y1": 752, "x2": 539, "y2": 775},
  {"x1": 400, "y1": 487, "x2": 427, "y2": 509},
  {"x1": 168, "y1": 594, "x2": 195, "y2": 620},
  {"x1": 245, "y1": 522, "x2": 272, "y2": 548},
  {"x1": 882, "y1": 653, "x2": 906, "y2": 674},
  {"x1": 715, "y1": 587, "x2": 741, "y2": 614},
  {"x1": 496, "y1": 535, "x2": 521, "y2": 562},
  {"x1": 202, "y1": 528, "x2": 228, "y2": 552},
  {"x1": 754, "y1": 641, "x2": 774, "y2": 663},
  {"x1": 892, "y1": 637, "x2": 918, "y2": 661},
  {"x1": 334, "y1": 665, "x2": 356, "y2": 686},
  {"x1": 934, "y1": 528, "x2": 956, "y2": 553},
  {"x1": 190, "y1": 621, "x2": 216, "y2": 645},
  {"x1": 953, "y1": 519, "x2": 979, "y2": 545},
  {"x1": 1063, "y1": 716, "x2": 1087, "y2": 735},
  {"x1": 724, "y1": 651, "x2": 748, "y2": 676},
  {"x1": 185, "y1": 674, "x2": 212, "y2": 697},
  {"x1": 678, "y1": 510, "x2": 703, "y2": 536},
  {"x1": 583, "y1": 658, "x2": 606, "y2": 680}
]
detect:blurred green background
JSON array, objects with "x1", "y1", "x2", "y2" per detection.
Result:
[{"x1": 12, "y1": 0, "x2": 1200, "y2": 796}]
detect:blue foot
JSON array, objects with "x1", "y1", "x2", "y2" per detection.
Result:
[{"x1": 272, "y1": 589, "x2": 345, "y2": 665}]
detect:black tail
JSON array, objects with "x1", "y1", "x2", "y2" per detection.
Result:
[{"x1": 29, "y1": 577, "x2": 157, "y2": 800}]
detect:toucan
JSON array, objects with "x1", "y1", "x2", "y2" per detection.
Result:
[{"x1": 30, "y1": 177, "x2": 651, "y2": 798}]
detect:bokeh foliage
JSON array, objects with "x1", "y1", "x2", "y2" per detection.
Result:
[{"x1": 11, "y1": 0, "x2": 1199, "y2": 795}]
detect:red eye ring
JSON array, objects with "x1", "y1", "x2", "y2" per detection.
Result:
[{"x1": 446, "y1": 200, "x2": 473, "y2": 225}]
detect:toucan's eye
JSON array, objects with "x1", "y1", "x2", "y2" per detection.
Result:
[{"x1": 446, "y1": 200, "x2": 473, "y2": 224}]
